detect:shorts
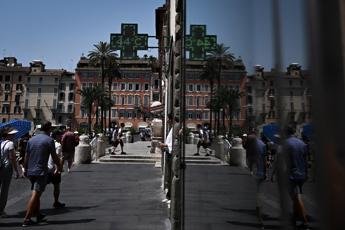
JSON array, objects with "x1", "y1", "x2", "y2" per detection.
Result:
[
  {"x1": 290, "y1": 179, "x2": 305, "y2": 195},
  {"x1": 47, "y1": 171, "x2": 61, "y2": 184},
  {"x1": 197, "y1": 140, "x2": 210, "y2": 149},
  {"x1": 112, "y1": 139, "x2": 123, "y2": 147},
  {"x1": 29, "y1": 175, "x2": 47, "y2": 193},
  {"x1": 62, "y1": 151, "x2": 74, "y2": 161}
]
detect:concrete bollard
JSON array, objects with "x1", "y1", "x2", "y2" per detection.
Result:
[
  {"x1": 187, "y1": 132, "x2": 194, "y2": 144},
  {"x1": 74, "y1": 134, "x2": 92, "y2": 164},
  {"x1": 229, "y1": 137, "x2": 247, "y2": 167},
  {"x1": 125, "y1": 131, "x2": 132, "y2": 143},
  {"x1": 215, "y1": 135, "x2": 224, "y2": 160},
  {"x1": 96, "y1": 133, "x2": 106, "y2": 159},
  {"x1": 193, "y1": 136, "x2": 200, "y2": 145}
]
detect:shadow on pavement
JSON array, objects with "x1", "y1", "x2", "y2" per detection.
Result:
[
  {"x1": 46, "y1": 218, "x2": 96, "y2": 225},
  {"x1": 0, "y1": 218, "x2": 96, "y2": 228},
  {"x1": 14, "y1": 205, "x2": 98, "y2": 217},
  {"x1": 225, "y1": 208, "x2": 280, "y2": 221},
  {"x1": 226, "y1": 220, "x2": 281, "y2": 229}
]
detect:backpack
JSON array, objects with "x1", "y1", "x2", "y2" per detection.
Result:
[
  {"x1": 112, "y1": 128, "x2": 119, "y2": 141},
  {"x1": 199, "y1": 129, "x2": 209, "y2": 143}
]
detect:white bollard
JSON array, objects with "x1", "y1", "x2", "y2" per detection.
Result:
[
  {"x1": 229, "y1": 137, "x2": 247, "y2": 167},
  {"x1": 96, "y1": 133, "x2": 106, "y2": 159},
  {"x1": 74, "y1": 134, "x2": 92, "y2": 164}
]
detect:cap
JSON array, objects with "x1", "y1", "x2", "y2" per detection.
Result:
[
  {"x1": 8, "y1": 129, "x2": 18, "y2": 135},
  {"x1": 242, "y1": 133, "x2": 247, "y2": 137},
  {"x1": 74, "y1": 131, "x2": 79, "y2": 134}
]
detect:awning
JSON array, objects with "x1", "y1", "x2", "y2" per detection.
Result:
[
  {"x1": 186, "y1": 123, "x2": 197, "y2": 131},
  {"x1": 124, "y1": 122, "x2": 133, "y2": 128},
  {"x1": 138, "y1": 122, "x2": 149, "y2": 128},
  {"x1": 150, "y1": 101, "x2": 162, "y2": 107}
]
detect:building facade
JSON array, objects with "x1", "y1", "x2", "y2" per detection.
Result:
[
  {"x1": 184, "y1": 60, "x2": 247, "y2": 131},
  {"x1": 24, "y1": 60, "x2": 75, "y2": 128},
  {"x1": 246, "y1": 63, "x2": 311, "y2": 127},
  {"x1": 0, "y1": 57, "x2": 30, "y2": 123},
  {"x1": 74, "y1": 56, "x2": 159, "y2": 131}
]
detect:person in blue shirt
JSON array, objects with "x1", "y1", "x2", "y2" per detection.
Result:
[
  {"x1": 284, "y1": 125, "x2": 309, "y2": 230},
  {"x1": 251, "y1": 130, "x2": 267, "y2": 229},
  {"x1": 22, "y1": 122, "x2": 62, "y2": 227}
]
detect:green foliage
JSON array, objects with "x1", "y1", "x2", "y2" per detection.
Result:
[{"x1": 129, "y1": 127, "x2": 137, "y2": 135}]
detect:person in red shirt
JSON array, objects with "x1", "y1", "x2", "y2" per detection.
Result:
[{"x1": 61, "y1": 128, "x2": 78, "y2": 173}]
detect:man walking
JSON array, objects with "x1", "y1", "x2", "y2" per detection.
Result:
[
  {"x1": 47, "y1": 130, "x2": 66, "y2": 208},
  {"x1": 22, "y1": 122, "x2": 62, "y2": 227},
  {"x1": 0, "y1": 128, "x2": 20, "y2": 217},
  {"x1": 111, "y1": 123, "x2": 126, "y2": 155},
  {"x1": 61, "y1": 127, "x2": 78, "y2": 173},
  {"x1": 194, "y1": 124, "x2": 211, "y2": 156},
  {"x1": 284, "y1": 125, "x2": 309, "y2": 230}
]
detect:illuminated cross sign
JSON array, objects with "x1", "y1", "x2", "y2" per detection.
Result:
[
  {"x1": 185, "y1": 25, "x2": 217, "y2": 61},
  {"x1": 110, "y1": 24, "x2": 148, "y2": 59}
]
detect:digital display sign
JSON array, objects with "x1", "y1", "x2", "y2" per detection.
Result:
[
  {"x1": 185, "y1": 25, "x2": 217, "y2": 61},
  {"x1": 110, "y1": 24, "x2": 148, "y2": 59}
]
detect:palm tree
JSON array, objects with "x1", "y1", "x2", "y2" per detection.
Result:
[
  {"x1": 88, "y1": 41, "x2": 115, "y2": 132},
  {"x1": 215, "y1": 86, "x2": 244, "y2": 136},
  {"x1": 200, "y1": 59, "x2": 218, "y2": 133},
  {"x1": 206, "y1": 43, "x2": 235, "y2": 87},
  {"x1": 78, "y1": 86, "x2": 105, "y2": 135},
  {"x1": 104, "y1": 55, "x2": 121, "y2": 131},
  {"x1": 206, "y1": 43, "x2": 235, "y2": 134}
]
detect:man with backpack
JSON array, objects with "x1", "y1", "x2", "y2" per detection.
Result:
[
  {"x1": 194, "y1": 124, "x2": 211, "y2": 156},
  {"x1": 111, "y1": 123, "x2": 126, "y2": 155}
]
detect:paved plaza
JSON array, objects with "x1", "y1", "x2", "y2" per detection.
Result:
[{"x1": 0, "y1": 141, "x2": 318, "y2": 229}]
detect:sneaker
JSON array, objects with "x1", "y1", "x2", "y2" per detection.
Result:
[
  {"x1": 53, "y1": 201, "x2": 66, "y2": 208},
  {"x1": 120, "y1": 152, "x2": 126, "y2": 155},
  {"x1": 162, "y1": 198, "x2": 169, "y2": 203},
  {"x1": 205, "y1": 153, "x2": 210, "y2": 156},
  {"x1": 193, "y1": 153, "x2": 200, "y2": 156},
  {"x1": 36, "y1": 213, "x2": 47, "y2": 223},
  {"x1": 22, "y1": 219, "x2": 37, "y2": 227}
]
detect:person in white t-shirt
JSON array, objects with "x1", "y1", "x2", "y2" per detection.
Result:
[
  {"x1": 0, "y1": 128, "x2": 20, "y2": 217},
  {"x1": 46, "y1": 131, "x2": 65, "y2": 208},
  {"x1": 160, "y1": 113, "x2": 174, "y2": 202}
]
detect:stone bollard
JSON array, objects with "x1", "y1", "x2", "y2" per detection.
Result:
[
  {"x1": 151, "y1": 118, "x2": 163, "y2": 154},
  {"x1": 150, "y1": 140, "x2": 159, "y2": 153},
  {"x1": 125, "y1": 131, "x2": 132, "y2": 143},
  {"x1": 229, "y1": 137, "x2": 247, "y2": 167},
  {"x1": 96, "y1": 133, "x2": 106, "y2": 159},
  {"x1": 215, "y1": 135, "x2": 224, "y2": 160},
  {"x1": 193, "y1": 136, "x2": 200, "y2": 145},
  {"x1": 74, "y1": 134, "x2": 92, "y2": 164},
  {"x1": 187, "y1": 132, "x2": 194, "y2": 144}
]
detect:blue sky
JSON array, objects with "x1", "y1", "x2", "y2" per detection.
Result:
[{"x1": 0, "y1": 0, "x2": 307, "y2": 73}]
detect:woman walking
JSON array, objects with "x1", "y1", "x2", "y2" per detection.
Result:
[{"x1": 0, "y1": 127, "x2": 20, "y2": 217}]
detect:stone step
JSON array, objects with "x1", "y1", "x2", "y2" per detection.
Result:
[
  {"x1": 109, "y1": 154, "x2": 159, "y2": 159},
  {"x1": 99, "y1": 156, "x2": 224, "y2": 165},
  {"x1": 99, "y1": 158, "x2": 157, "y2": 163}
]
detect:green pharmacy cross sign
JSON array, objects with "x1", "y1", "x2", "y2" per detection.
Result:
[
  {"x1": 110, "y1": 24, "x2": 148, "y2": 59},
  {"x1": 185, "y1": 25, "x2": 217, "y2": 61}
]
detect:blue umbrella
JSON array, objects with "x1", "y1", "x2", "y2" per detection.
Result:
[
  {"x1": 302, "y1": 123, "x2": 313, "y2": 140},
  {"x1": 262, "y1": 123, "x2": 279, "y2": 143},
  {"x1": 0, "y1": 119, "x2": 31, "y2": 140}
]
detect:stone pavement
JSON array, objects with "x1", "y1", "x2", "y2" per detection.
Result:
[
  {"x1": 0, "y1": 163, "x2": 170, "y2": 230},
  {"x1": 1, "y1": 140, "x2": 319, "y2": 229}
]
